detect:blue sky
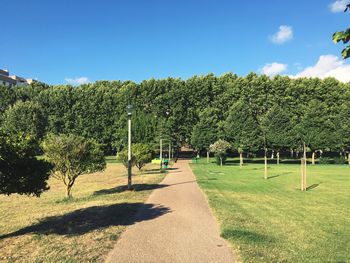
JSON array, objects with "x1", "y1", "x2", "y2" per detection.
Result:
[{"x1": 1, "y1": 0, "x2": 350, "y2": 84}]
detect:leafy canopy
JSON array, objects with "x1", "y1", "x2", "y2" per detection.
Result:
[
  {"x1": 333, "y1": 4, "x2": 350, "y2": 59},
  {"x1": 0, "y1": 132, "x2": 51, "y2": 197},
  {"x1": 42, "y1": 133, "x2": 106, "y2": 198}
]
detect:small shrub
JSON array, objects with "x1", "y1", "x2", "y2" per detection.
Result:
[
  {"x1": 334, "y1": 157, "x2": 346, "y2": 165},
  {"x1": 319, "y1": 157, "x2": 332, "y2": 164},
  {"x1": 319, "y1": 157, "x2": 346, "y2": 165}
]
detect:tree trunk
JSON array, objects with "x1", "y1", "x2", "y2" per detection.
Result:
[
  {"x1": 277, "y1": 151, "x2": 280, "y2": 165},
  {"x1": 301, "y1": 143, "x2": 307, "y2": 191},
  {"x1": 291, "y1": 149, "x2": 294, "y2": 158},
  {"x1": 239, "y1": 152, "x2": 243, "y2": 167},
  {"x1": 300, "y1": 157, "x2": 304, "y2": 191},
  {"x1": 220, "y1": 157, "x2": 223, "y2": 166},
  {"x1": 348, "y1": 153, "x2": 350, "y2": 165},
  {"x1": 67, "y1": 184, "x2": 73, "y2": 198},
  {"x1": 264, "y1": 148, "x2": 268, "y2": 180},
  {"x1": 207, "y1": 151, "x2": 209, "y2": 163},
  {"x1": 271, "y1": 150, "x2": 274, "y2": 159},
  {"x1": 312, "y1": 151, "x2": 315, "y2": 165}
]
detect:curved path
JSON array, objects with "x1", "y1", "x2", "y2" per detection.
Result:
[{"x1": 105, "y1": 159, "x2": 235, "y2": 263}]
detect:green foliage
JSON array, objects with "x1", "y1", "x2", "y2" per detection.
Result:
[
  {"x1": 42, "y1": 133, "x2": 106, "y2": 198},
  {"x1": 191, "y1": 108, "x2": 220, "y2": 151},
  {"x1": 319, "y1": 157, "x2": 346, "y2": 165},
  {"x1": 333, "y1": 5, "x2": 350, "y2": 59},
  {"x1": 1, "y1": 100, "x2": 46, "y2": 152},
  {"x1": 296, "y1": 100, "x2": 338, "y2": 151},
  {"x1": 0, "y1": 132, "x2": 51, "y2": 196},
  {"x1": 116, "y1": 149, "x2": 136, "y2": 168},
  {"x1": 1, "y1": 73, "x2": 349, "y2": 158},
  {"x1": 225, "y1": 100, "x2": 261, "y2": 153},
  {"x1": 132, "y1": 143, "x2": 153, "y2": 170},
  {"x1": 261, "y1": 105, "x2": 296, "y2": 151},
  {"x1": 116, "y1": 143, "x2": 153, "y2": 170}
]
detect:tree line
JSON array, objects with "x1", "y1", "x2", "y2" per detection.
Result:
[{"x1": 0, "y1": 73, "x2": 349, "y2": 161}]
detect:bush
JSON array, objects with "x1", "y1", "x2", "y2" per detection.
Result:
[
  {"x1": 334, "y1": 157, "x2": 347, "y2": 164},
  {"x1": 116, "y1": 149, "x2": 136, "y2": 168},
  {"x1": 0, "y1": 132, "x2": 51, "y2": 197},
  {"x1": 319, "y1": 157, "x2": 346, "y2": 164}
]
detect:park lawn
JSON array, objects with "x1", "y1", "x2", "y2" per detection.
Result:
[
  {"x1": 191, "y1": 159, "x2": 350, "y2": 263},
  {"x1": 0, "y1": 162, "x2": 165, "y2": 263}
]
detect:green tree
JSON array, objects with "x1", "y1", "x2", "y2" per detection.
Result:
[
  {"x1": 261, "y1": 105, "x2": 295, "y2": 164},
  {"x1": 333, "y1": 4, "x2": 350, "y2": 59},
  {"x1": 191, "y1": 108, "x2": 220, "y2": 163},
  {"x1": 1, "y1": 101, "x2": 47, "y2": 152},
  {"x1": 132, "y1": 143, "x2": 153, "y2": 170},
  {"x1": 0, "y1": 132, "x2": 51, "y2": 196},
  {"x1": 209, "y1": 139, "x2": 231, "y2": 166},
  {"x1": 42, "y1": 134, "x2": 106, "y2": 198},
  {"x1": 116, "y1": 148, "x2": 136, "y2": 168},
  {"x1": 225, "y1": 100, "x2": 261, "y2": 167}
]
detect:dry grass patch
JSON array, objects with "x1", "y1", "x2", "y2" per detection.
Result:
[{"x1": 0, "y1": 163, "x2": 165, "y2": 263}]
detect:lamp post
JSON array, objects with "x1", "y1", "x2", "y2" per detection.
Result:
[{"x1": 126, "y1": 104, "x2": 133, "y2": 189}]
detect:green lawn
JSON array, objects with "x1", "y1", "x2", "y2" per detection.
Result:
[
  {"x1": 0, "y1": 163, "x2": 164, "y2": 263},
  {"x1": 191, "y1": 158, "x2": 350, "y2": 263}
]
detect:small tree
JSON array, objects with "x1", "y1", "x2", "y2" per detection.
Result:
[
  {"x1": 132, "y1": 143, "x2": 152, "y2": 170},
  {"x1": 116, "y1": 149, "x2": 136, "y2": 168},
  {"x1": 0, "y1": 132, "x2": 51, "y2": 197},
  {"x1": 42, "y1": 134, "x2": 106, "y2": 198},
  {"x1": 209, "y1": 139, "x2": 231, "y2": 166}
]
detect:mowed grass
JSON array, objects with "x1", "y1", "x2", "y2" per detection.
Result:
[
  {"x1": 0, "y1": 162, "x2": 165, "y2": 263},
  {"x1": 191, "y1": 158, "x2": 350, "y2": 263}
]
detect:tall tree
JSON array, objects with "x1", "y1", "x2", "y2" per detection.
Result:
[
  {"x1": 225, "y1": 100, "x2": 261, "y2": 167},
  {"x1": 191, "y1": 108, "x2": 220, "y2": 163},
  {"x1": 261, "y1": 105, "x2": 295, "y2": 165}
]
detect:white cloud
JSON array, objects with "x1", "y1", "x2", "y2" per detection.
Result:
[
  {"x1": 65, "y1": 77, "x2": 90, "y2": 85},
  {"x1": 291, "y1": 55, "x2": 350, "y2": 82},
  {"x1": 329, "y1": 0, "x2": 350, "y2": 13},
  {"x1": 261, "y1": 62, "x2": 288, "y2": 76},
  {"x1": 270, "y1": 25, "x2": 293, "y2": 44}
]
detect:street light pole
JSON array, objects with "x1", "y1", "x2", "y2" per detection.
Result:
[
  {"x1": 126, "y1": 105, "x2": 133, "y2": 190},
  {"x1": 160, "y1": 138, "x2": 163, "y2": 170}
]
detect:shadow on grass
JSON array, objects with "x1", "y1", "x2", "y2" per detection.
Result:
[
  {"x1": 267, "y1": 172, "x2": 291, "y2": 180},
  {"x1": 93, "y1": 184, "x2": 166, "y2": 195},
  {"x1": 306, "y1": 183, "x2": 320, "y2": 191},
  {"x1": 225, "y1": 159, "x2": 306, "y2": 165},
  {"x1": 0, "y1": 203, "x2": 170, "y2": 239},
  {"x1": 221, "y1": 229, "x2": 274, "y2": 244}
]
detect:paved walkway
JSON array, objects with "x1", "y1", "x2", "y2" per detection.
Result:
[{"x1": 105, "y1": 160, "x2": 235, "y2": 263}]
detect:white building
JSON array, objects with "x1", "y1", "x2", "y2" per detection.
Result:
[{"x1": 0, "y1": 69, "x2": 37, "y2": 87}]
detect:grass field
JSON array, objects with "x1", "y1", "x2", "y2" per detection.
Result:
[
  {"x1": 191, "y1": 158, "x2": 350, "y2": 263},
  {"x1": 0, "y1": 162, "x2": 165, "y2": 263}
]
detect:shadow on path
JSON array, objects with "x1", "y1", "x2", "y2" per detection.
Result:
[
  {"x1": 93, "y1": 184, "x2": 167, "y2": 195},
  {"x1": 0, "y1": 203, "x2": 170, "y2": 239}
]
